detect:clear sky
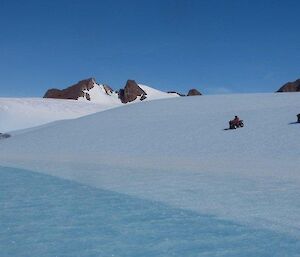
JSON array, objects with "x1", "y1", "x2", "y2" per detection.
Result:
[{"x1": 0, "y1": 0, "x2": 299, "y2": 97}]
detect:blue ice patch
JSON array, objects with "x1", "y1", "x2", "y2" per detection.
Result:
[{"x1": 0, "y1": 166, "x2": 299, "y2": 257}]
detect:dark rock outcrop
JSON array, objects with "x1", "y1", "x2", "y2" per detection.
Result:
[
  {"x1": 297, "y1": 114, "x2": 300, "y2": 123},
  {"x1": 167, "y1": 91, "x2": 185, "y2": 97},
  {"x1": 277, "y1": 79, "x2": 300, "y2": 92},
  {"x1": 118, "y1": 80, "x2": 147, "y2": 103},
  {"x1": 44, "y1": 78, "x2": 97, "y2": 100},
  {"x1": 103, "y1": 85, "x2": 114, "y2": 95},
  {"x1": 0, "y1": 133, "x2": 11, "y2": 139},
  {"x1": 187, "y1": 89, "x2": 202, "y2": 96}
]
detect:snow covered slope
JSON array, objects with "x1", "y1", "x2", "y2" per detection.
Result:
[
  {"x1": 138, "y1": 84, "x2": 180, "y2": 101},
  {"x1": 0, "y1": 94, "x2": 300, "y2": 234},
  {"x1": 77, "y1": 81, "x2": 120, "y2": 104},
  {"x1": 0, "y1": 97, "x2": 121, "y2": 133},
  {"x1": 1, "y1": 92, "x2": 300, "y2": 242}
]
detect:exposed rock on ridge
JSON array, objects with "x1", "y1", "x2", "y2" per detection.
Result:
[
  {"x1": 118, "y1": 80, "x2": 147, "y2": 103},
  {"x1": 44, "y1": 78, "x2": 99, "y2": 100},
  {"x1": 277, "y1": 79, "x2": 300, "y2": 92},
  {"x1": 43, "y1": 77, "x2": 203, "y2": 104},
  {"x1": 167, "y1": 91, "x2": 185, "y2": 97},
  {"x1": 187, "y1": 89, "x2": 202, "y2": 96},
  {"x1": 103, "y1": 85, "x2": 114, "y2": 95},
  {"x1": 0, "y1": 133, "x2": 11, "y2": 139}
]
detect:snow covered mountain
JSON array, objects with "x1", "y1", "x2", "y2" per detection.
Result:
[
  {"x1": 44, "y1": 78, "x2": 120, "y2": 104},
  {"x1": 118, "y1": 79, "x2": 180, "y2": 103},
  {"x1": 44, "y1": 77, "x2": 180, "y2": 104},
  {"x1": 0, "y1": 80, "x2": 182, "y2": 133},
  {"x1": 1, "y1": 93, "x2": 300, "y2": 256}
]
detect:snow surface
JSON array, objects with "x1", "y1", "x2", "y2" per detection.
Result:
[
  {"x1": 138, "y1": 84, "x2": 180, "y2": 101},
  {"x1": 78, "y1": 82, "x2": 120, "y2": 105},
  {"x1": 1, "y1": 92, "x2": 300, "y2": 255},
  {"x1": 0, "y1": 98, "x2": 120, "y2": 133}
]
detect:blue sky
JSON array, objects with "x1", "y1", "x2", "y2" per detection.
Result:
[{"x1": 0, "y1": 0, "x2": 299, "y2": 97}]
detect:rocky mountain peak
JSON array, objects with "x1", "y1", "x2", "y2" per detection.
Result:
[
  {"x1": 277, "y1": 78, "x2": 300, "y2": 92},
  {"x1": 43, "y1": 78, "x2": 99, "y2": 100},
  {"x1": 187, "y1": 89, "x2": 202, "y2": 96},
  {"x1": 118, "y1": 80, "x2": 147, "y2": 103},
  {"x1": 43, "y1": 77, "x2": 202, "y2": 104}
]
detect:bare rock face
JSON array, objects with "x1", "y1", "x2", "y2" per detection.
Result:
[
  {"x1": 118, "y1": 80, "x2": 147, "y2": 103},
  {"x1": 187, "y1": 89, "x2": 202, "y2": 96},
  {"x1": 43, "y1": 78, "x2": 97, "y2": 100},
  {"x1": 277, "y1": 79, "x2": 300, "y2": 92},
  {"x1": 103, "y1": 85, "x2": 114, "y2": 95}
]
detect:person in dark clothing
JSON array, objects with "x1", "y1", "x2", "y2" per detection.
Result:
[
  {"x1": 229, "y1": 115, "x2": 241, "y2": 129},
  {"x1": 297, "y1": 113, "x2": 300, "y2": 123},
  {"x1": 232, "y1": 116, "x2": 240, "y2": 126}
]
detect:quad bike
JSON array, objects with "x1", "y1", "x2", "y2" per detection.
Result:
[{"x1": 229, "y1": 120, "x2": 244, "y2": 129}]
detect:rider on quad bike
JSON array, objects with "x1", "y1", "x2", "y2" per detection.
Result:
[{"x1": 229, "y1": 116, "x2": 243, "y2": 129}]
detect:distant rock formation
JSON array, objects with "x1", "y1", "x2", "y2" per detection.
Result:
[
  {"x1": 187, "y1": 89, "x2": 202, "y2": 96},
  {"x1": 118, "y1": 80, "x2": 147, "y2": 103},
  {"x1": 0, "y1": 133, "x2": 11, "y2": 139},
  {"x1": 103, "y1": 85, "x2": 114, "y2": 95},
  {"x1": 44, "y1": 78, "x2": 98, "y2": 100},
  {"x1": 167, "y1": 91, "x2": 186, "y2": 97},
  {"x1": 43, "y1": 77, "x2": 203, "y2": 104},
  {"x1": 277, "y1": 79, "x2": 300, "y2": 92}
]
